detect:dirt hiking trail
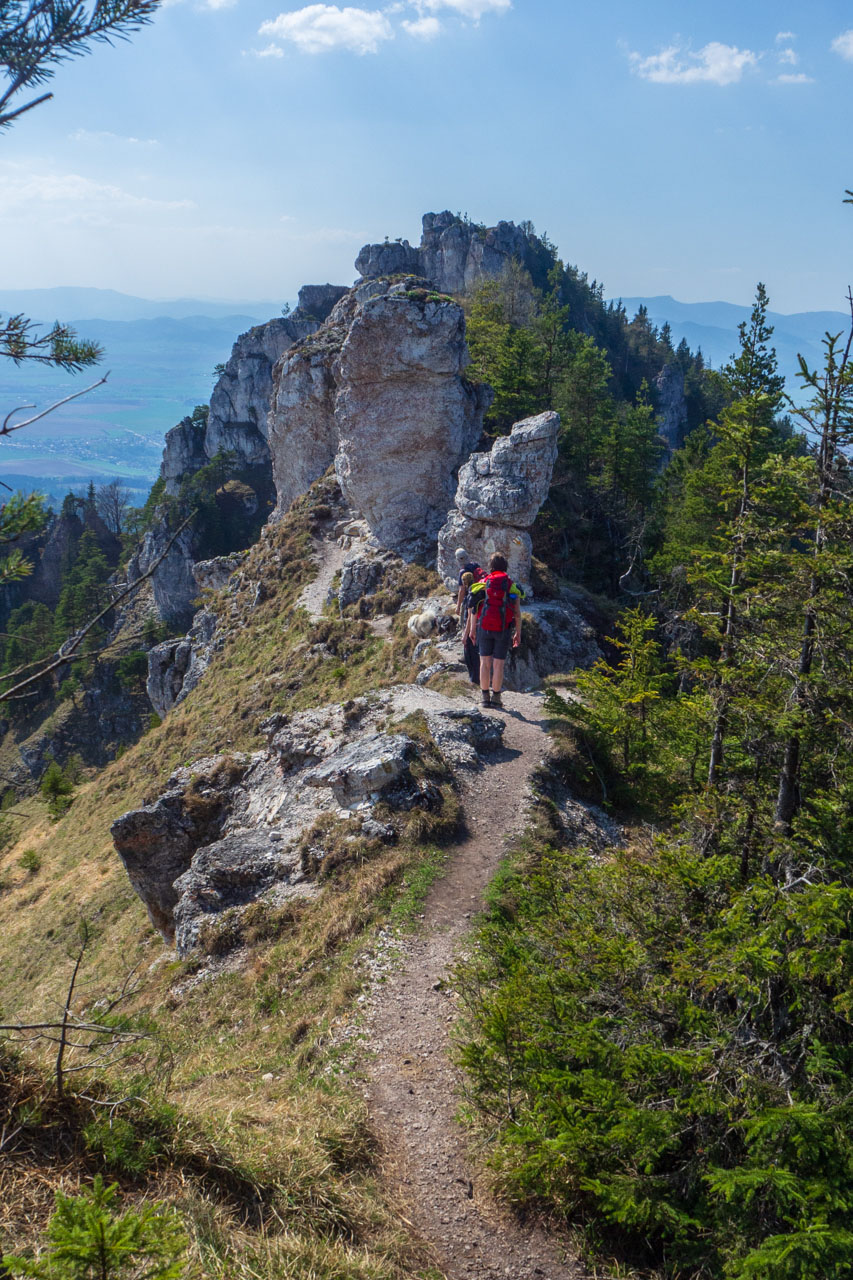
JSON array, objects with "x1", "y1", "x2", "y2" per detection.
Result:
[{"x1": 365, "y1": 685, "x2": 587, "y2": 1280}]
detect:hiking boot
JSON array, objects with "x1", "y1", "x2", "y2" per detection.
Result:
[
  {"x1": 480, "y1": 689, "x2": 491, "y2": 707},
  {"x1": 490, "y1": 690, "x2": 503, "y2": 709}
]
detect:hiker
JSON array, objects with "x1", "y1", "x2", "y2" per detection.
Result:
[
  {"x1": 471, "y1": 553, "x2": 522, "y2": 709},
  {"x1": 454, "y1": 547, "x2": 482, "y2": 616},
  {"x1": 459, "y1": 572, "x2": 480, "y2": 685}
]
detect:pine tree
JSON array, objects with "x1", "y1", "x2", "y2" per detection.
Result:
[{"x1": 2, "y1": 1175, "x2": 187, "y2": 1278}]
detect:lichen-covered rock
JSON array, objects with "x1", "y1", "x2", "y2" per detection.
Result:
[
  {"x1": 112, "y1": 759, "x2": 242, "y2": 940},
  {"x1": 424, "y1": 709, "x2": 505, "y2": 768},
  {"x1": 334, "y1": 287, "x2": 489, "y2": 557},
  {"x1": 303, "y1": 733, "x2": 414, "y2": 806},
  {"x1": 172, "y1": 831, "x2": 309, "y2": 954},
  {"x1": 113, "y1": 690, "x2": 506, "y2": 953}
]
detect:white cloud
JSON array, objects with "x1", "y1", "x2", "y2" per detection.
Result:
[
  {"x1": 421, "y1": 0, "x2": 510, "y2": 18},
  {"x1": 70, "y1": 129, "x2": 159, "y2": 146},
  {"x1": 258, "y1": 4, "x2": 393, "y2": 54},
  {"x1": 777, "y1": 46, "x2": 798, "y2": 65},
  {"x1": 402, "y1": 14, "x2": 441, "y2": 38},
  {"x1": 774, "y1": 72, "x2": 814, "y2": 84},
  {"x1": 0, "y1": 170, "x2": 194, "y2": 220},
  {"x1": 831, "y1": 29, "x2": 853, "y2": 60},
  {"x1": 254, "y1": 41, "x2": 284, "y2": 55},
  {"x1": 775, "y1": 31, "x2": 796, "y2": 43},
  {"x1": 630, "y1": 41, "x2": 758, "y2": 86}
]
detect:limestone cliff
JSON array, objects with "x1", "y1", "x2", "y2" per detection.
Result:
[
  {"x1": 356, "y1": 211, "x2": 555, "y2": 297},
  {"x1": 268, "y1": 278, "x2": 491, "y2": 559}
]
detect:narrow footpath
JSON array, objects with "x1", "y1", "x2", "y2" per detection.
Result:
[{"x1": 365, "y1": 687, "x2": 586, "y2": 1280}]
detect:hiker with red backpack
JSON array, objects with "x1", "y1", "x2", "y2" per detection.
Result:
[{"x1": 469, "y1": 553, "x2": 522, "y2": 709}]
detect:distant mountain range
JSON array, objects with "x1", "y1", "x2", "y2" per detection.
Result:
[
  {"x1": 0, "y1": 287, "x2": 281, "y2": 324},
  {"x1": 612, "y1": 295, "x2": 850, "y2": 397}
]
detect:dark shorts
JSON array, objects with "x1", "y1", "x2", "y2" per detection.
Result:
[{"x1": 478, "y1": 625, "x2": 512, "y2": 660}]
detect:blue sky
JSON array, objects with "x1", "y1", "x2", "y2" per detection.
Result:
[{"x1": 2, "y1": 0, "x2": 852, "y2": 311}]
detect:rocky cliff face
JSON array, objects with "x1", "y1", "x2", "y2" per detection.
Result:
[
  {"x1": 654, "y1": 364, "x2": 689, "y2": 452},
  {"x1": 160, "y1": 315, "x2": 320, "y2": 497},
  {"x1": 356, "y1": 212, "x2": 554, "y2": 297},
  {"x1": 268, "y1": 278, "x2": 490, "y2": 558}
]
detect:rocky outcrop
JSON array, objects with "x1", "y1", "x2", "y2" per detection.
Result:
[
  {"x1": 437, "y1": 411, "x2": 560, "y2": 592},
  {"x1": 145, "y1": 555, "x2": 242, "y2": 716},
  {"x1": 356, "y1": 212, "x2": 554, "y2": 297},
  {"x1": 354, "y1": 239, "x2": 421, "y2": 280},
  {"x1": 268, "y1": 335, "x2": 340, "y2": 516},
  {"x1": 112, "y1": 692, "x2": 505, "y2": 952},
  {"x1": 654, "y1": 364, "x2": 688, "y2": 453},
  {"x1": 268, "y1": 278, "x2": 490, "y2": 556},
  {"x1": 296, "y1": 283, "x2": 350, "y2": 322},
  {"x1": 127, "y1": 522, "x2": 196, "y2": 631},
  {"x1": 160, "y1": 315, "x2": 319, "y2": 496},
  {"x1": 334, "y1": 285, "x2": 489, "y2": 557},
  {"x1": 160, "y1": 417, "x2": 208, "y2": 494}
]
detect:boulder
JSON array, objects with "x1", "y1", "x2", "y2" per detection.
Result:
[
  {"x1": 172, "y1": 831, "x2": 308, "y2": 954},
  {"x1": 355, "y1": 239, "x2": 420, "y2": 279},
  {"x1": 437, "y1": 411, "x2": 560, "y2": 593},
  {"x1": 454, "y1": 411, "x2": 559, "y2": 526},
  {"x1": 302, "y1": 733, "x2": 414, "y2": 806}
]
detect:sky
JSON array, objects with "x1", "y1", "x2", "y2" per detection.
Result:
[{"x1": 2, "y1": 0, "x2": 853, "y2": 312}]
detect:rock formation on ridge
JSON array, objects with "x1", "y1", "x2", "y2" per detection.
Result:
[
  {"x1": 268, "y1": 278, "x2": 491, "y2": 558},
  {"x1": 356, "y1": 211, "x2": 556, "y2": 297},
  {"x1": 437, "y1": 410, "x2": 560, "y2": 591}
]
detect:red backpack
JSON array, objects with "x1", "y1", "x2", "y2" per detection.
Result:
[{"x1": 479, "y1": 571, "x2": 514, "y2": 632}]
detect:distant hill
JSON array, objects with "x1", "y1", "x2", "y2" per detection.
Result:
[
  {"x1": 0, "y1": 287, "x2": 282, "y2": 324},
  {"x1": 611, "y1": 295, "x2": 850, "y2": 398},
  {"x1": 0, "y1": 308, "x2": 284, "y2": 500}
]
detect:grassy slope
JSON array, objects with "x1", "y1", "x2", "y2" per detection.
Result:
[{"x1": 0, "y1": 476, "x2": 454, "y2": 1279}]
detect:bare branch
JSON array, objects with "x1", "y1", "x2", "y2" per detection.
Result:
[
  {"x1": 2, "y1": 374, "x2": 108, "y2": 434},
  {"x1": 0, "y1": 510, "x2": 194, "y2": 702}
]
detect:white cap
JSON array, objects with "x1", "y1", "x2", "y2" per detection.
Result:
[{"x1": 454, "y1": 547, "x2": 468, "y2": 561}]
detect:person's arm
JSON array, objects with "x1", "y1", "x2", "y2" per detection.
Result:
[
  {"x1": 512, "y1": 598, "x2": 522, "y2": 646},
  {"x1": 455, "y1": 582, "x2": 465, "y2": 615}
]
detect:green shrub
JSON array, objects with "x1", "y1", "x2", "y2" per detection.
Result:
[
  {"x1": 40, "y1": 761, "x2": 75, "y2": 820},
  {"x1": 2, "y1": 1173, "x2": 187, "y2": 1278},
  {"x1": 18, "y1": 848, "x2": 41, "y2": 874}
]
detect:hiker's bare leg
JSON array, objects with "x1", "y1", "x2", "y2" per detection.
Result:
[
  {"x1": 480, "y1": 655, "x2": 492, "y2": 692},
  {"x1": 491, "y1": 657, "x2": 506, "y2": 693}
]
